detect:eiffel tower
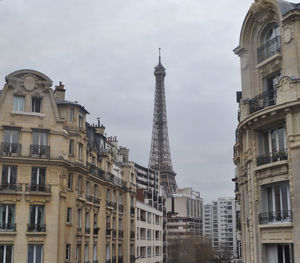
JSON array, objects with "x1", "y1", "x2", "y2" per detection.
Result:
[{"x1": 149, "y1": 50, "x2": 177, "y2": 196}]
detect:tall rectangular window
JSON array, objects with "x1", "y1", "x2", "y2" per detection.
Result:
[
  {"x1": 78, "y1": 115, "x2": 83, "y2": 128},
  {"x1": 3, "y1": 129, "x2": 19, "y2": 155},
  {"x1": 93, "y1": 244, "x2": 97, "y2": 261},
  {"x1": 13, "y1": 96, "x2": 24, "y2": 112},
  {"x1": 67, "y1": 173, "x2": 73, "y2": 190},
  {"x1": 77, "y1": 176, "x2": 82, "y2": 195},
  {"x1": 77, "y1": 209, "x2": 82, "y2": 228},
  {"x1": 65, "y1": 244, "x2": 71, "y2": 261},
  {"x1": 31, "y1": 132, "x2": 48, "y2": 157},
  {"x1": 78, "y1": 143, "x2": 83, "y2": 160},
  {"x1": 76, "y1": 245, "x2": 81, "y2": 263},
  {"x1": 69, "y1": 108, "x2": 74, "y2": 123},
  {"x1": 32, "y1": 97, "x2": 41, "y2": 113},
  {"x1": 0, "y1": 204, "x2": 15, "y2": 231},
  {"x1": 69, "y1": 139, "x2": 74, "y2": 155},
  {"x1": 84, "y1": 244, "x2": 89, "y2": 262},
  {"x1": 2, "y1": 166, "x2": 17, "y2": 186},
  {"x1": 28, "y1": 205, "x2": 45, "y2": 232},
  {"x1": 85, "y1": 212, "x2": 90, "y2": 229},
  {"x1": 0, "y1": 245, "x2": 13, "y2": 263},
  {"x1": 31, "y1": 167, "x2": 46, "y2": 191},
  {"x1": 67, "y1": 208, "x2": 72, "y2": 224},
  {"x1": 28, "y1": 245, "x2": 43, "y2": 263}
]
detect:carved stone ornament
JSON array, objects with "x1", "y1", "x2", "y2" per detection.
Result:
[
  {"x1": 250, "y1": 0, "x2": 275, "y2": 24},
  {"x1": 283, "y1": 23, "x2": 295, "y2": 44},
  {"x1": 23, "y1": 75, "x2": 36, "y2": 91},
  {"x1": 241, "y1": 52, "x2": 249, "y2": 70}
]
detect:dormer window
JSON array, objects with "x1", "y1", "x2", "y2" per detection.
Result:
[
  {"x1": 257, "y1": 23, "x2": 281, "y2": 63},
  {"x1": 32, "y1": 97, "x2": 41, "y2": 113}
]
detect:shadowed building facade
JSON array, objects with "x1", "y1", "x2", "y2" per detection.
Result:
[{"x1": 233, "y1": 0, "x2": 300, "y2": 262}]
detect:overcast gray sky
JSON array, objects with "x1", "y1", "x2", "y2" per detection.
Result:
[{"x1": 0, "y1": 0, "x2": 276, "y2": 202}]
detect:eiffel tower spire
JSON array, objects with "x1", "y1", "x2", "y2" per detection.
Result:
[{"x1": 148, "y1": 49, "x2": 177, "y2": 196}]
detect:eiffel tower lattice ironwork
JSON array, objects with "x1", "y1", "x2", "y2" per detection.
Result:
[{"x1": 148, "y1": 50, "x2": 177, "y2": 196}]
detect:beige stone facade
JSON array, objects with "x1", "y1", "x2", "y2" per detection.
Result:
[
  {"x1": 233, "y1": 1, "x2": 300, "y2": 262},
  {"x1": 0, "y1": 69, "x2": 136, "y2": 263}
]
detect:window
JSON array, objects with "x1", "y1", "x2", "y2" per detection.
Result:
[
  {"x1": 94, "y1": 185, "x2": 98, "y2": 197},
  {"x1": 28, "y1": 205, "x2": 45, "y2": 231},
  {"x1": 260, "y1": 182, "x2": 291, "y2": 224},
  {"x1": 66, "y1": 244, "x2": 71, "y2": 261},
  {"x1": 0, "y1": 204, "x2": 15, "y2": 230},
  {"x1": 76, "y1": 245, "x2": 81, "y2": 263},
  {"x1": 147, "y1": 246, "x2": 151, "y2": 258},
  {"x1": 147, "y1": 229, "x2": 151, "y2": 240},
  {"x1": 77, "y1": 209, "x2": 82, "y2": 228},
  {"x1": 266, "y1": 244, "x2": 293, "y2": 263},
  {"x1": 13, "y1": 96, "x2": 24, "y2": 112},
  {"x1": 257, "y1": 126, "x2": 287, "y2": 166},
  {"x1": 3, "y1": 129, "x2": 19, "y2": 155},
  {"x1": 84, "y1": 244, "x2": 89, "y2": 262},
  {"x1": 85, "y1": 212, "x2": 90, "y2": 230},
  {"x1": 2, "y1": 165, "x2": 17, "y2": 187},
  {"x1": 93, "y1": 244, "x2": 97, "y2": 261},
  {"x1": 32, "y1": 97, "x2": 41, "y2": 113},
  {"x1": 78, "y1": 114, "x2": 83, "y2": 128},
  {"x1": 31, "y1": 167, "x2": 46, "y2": 191},
  {"x1": 69, "y1": 108, "x2": 74, "y2": 123},
  {"x1": 93, "y1": 213, "x2": 98, "y2": 228},
  {"x1": 0, "y1": 245, "x2": 13, "y2": 263},
  {"x1": 86, "y1": 181, "x2": 90, "y2": 195},
  {"x1": 77, "y1": 176, "x2": 82, "y2": 195},
  {"x1": 147, "y1": 212, "x2": 151, "y2": 224},
  {"x1": 28, "y1": 245, "x2": 43, "y2": 263},
  {"x1": 31, "y1": 132, "x2": 48, "y2": 156},
  {"x1": 258, "y1": 23, "x2": 281, "y2": 63},
  {"x1": 67, "y1": 173, "x2": 73, "y2": 190},
  {"x1": 67, "y1": 208, "x2": 72, "y2": 224},
  {"x1": 78, "y1": 143, "x2": 83, "y2": 160},
  {"x1": 106, "y1": 244, "x2": 110, "y2": 260},
  {"x1": 69, "y1": 139, "x2": 74, "y2": 155}
]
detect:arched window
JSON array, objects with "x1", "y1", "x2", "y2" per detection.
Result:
[{"x1": 257, "y1": 23, "x2": 281, "y2": 63}]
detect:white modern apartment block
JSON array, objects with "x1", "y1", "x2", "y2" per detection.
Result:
[
  {"x1": 203, "y1": 197, "x2": 237, "y2": 259},
  {"x1": 136, "y1": 201, "x2": 163, "y2": 263}
]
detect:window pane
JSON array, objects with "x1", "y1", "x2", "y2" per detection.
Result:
[
  {"x1": 271, "y1": 129, "x2": 277, "y2": 152},
  {"x1": 28, "y1": 245, "x2": 34, "y2": 263},
  {"x1": 278, "y1": 127, "x2": 285, "y2": 150},
  {"x1": 6, "y1": 245, "x2": 13, "y2": 263},
  {"x1": 14, "y1": 96, "x2": 24, "y2": 111},
  {"x1": 36, "y1": 245, "x2": 43, "y2": 263}
]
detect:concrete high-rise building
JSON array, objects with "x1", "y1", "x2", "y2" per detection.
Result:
[
  {"x1": 148, "y1": 52, "x2": 177, "y2": 196},
  {"x1": 233, "y1": 0, "x2": 300, "y2": 262},
  {"x1": 203, "y1": 198, "x2": 237, "y2": 260},
  {"x1": 0, "y1": 69, "x2": 136, "y2": 263}
]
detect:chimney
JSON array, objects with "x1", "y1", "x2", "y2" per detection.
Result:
[{"x1": 54, "y1": 81, "x2": 66, "y2": 100}]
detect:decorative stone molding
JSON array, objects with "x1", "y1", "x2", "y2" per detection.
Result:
[
  {"x1": 250, "y1": 0, "x2": 275, "y2": 25},
  {"x1": 282, "y1": 21, "x2": 295, "y2": 44}
]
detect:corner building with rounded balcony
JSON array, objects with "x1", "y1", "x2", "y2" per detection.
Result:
[
  {"x1": 0, "y1": 69, "x2": 136, "y2": 263},
  {"x1": 233, "y1": 1, "x2": 300, "y2": 262}
]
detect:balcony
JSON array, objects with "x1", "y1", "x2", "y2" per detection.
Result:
[
  {"x1": 0, "y1": 183, "x2": 22, "y2": 192},
  {"x1": 86, "y1": 194, "x2": 94, "y2": 202},
  {"x1": 27, "y1": 223, "x2": 46, "y2": 232},
  {"x1": 93, "y1": 227, "x2": 100, "y2": 235},
  {"x1": 1, "y1": 142, "x2": 21, "y2": 156},
  {"x1": 26, "y1": 184, "x2": 51, "y2": 193},
  {"x1": 30, "y1": 145, "x2": 50, "y2": 158},
  {"x1": 85, "y1": 227, "x2": 90, "y2": 234},
  {"x1": 257, "y1": 35, "x2": 281, "y2": 64},
  {"x1": 0, "y1": 223, "x2": 16, "y2": 231},
  {"x1": 257, "y1": 149, "x2": 287, "y2": 166},
  {"x1": 259, "y1": 210, "x2": 292, "y2": 224},
  {"x1": 97, "y1": 168, "x2": 105, "y2": 180},
  {"x1": 249, "y1": 89, "x2": 276, "y2": 114},
  {"x1": 94, "y1": 197, "x2": 100, "y2": 205},
  {"x1": 106, "y1": 200, "x2": 114, "y2": 209},
  {"x1": 118, "y1": 204, "x2": 124, "y2": 213}
]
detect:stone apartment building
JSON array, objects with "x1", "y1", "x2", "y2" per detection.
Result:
[
  {"x1": 0, "y1": 69, "x2": 136, "y2": 263},
  {"x1": 233, "y1": 0, "x2": 300, "y2": 262},
  {"x1": 203, "y1": 197, "x2": 237, "y2": 260}
]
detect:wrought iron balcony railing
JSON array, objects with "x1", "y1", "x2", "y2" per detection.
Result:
[
  {"x1": 26, "y1": 184, "x2": 51, "y2": 193},
  {"x1": 257, "y1": 149, "x2": 287, "y2": 166},
  {"x1": 259, "y1": 210, "x2": 292, "y2": 224},
  {"x1": 27, "y1": 223, "x2": 46, "y2": 232},
  {"x1": 106, "y1": 200, "x2": 114, "y2": 208},
  {"x1": 86, "y1": 162, "x2": 97, "y2": 175},
  {"x1": 106, "y1": 228, "x2": 111, "y2": 236},
  {"x1": 0, "y1": 223, "x2": 16, "y2": 231},
  {"x1": 118, "y1": 204, "x2": 124, "y2": 213},
  {"x1": 94, "y1": 197, "x2": 100, "y2": 204},
  {"x1": 0, "y1": 183, "x2": 22, "y2": 192},
  {"x1": 1, "y1": 142, "x2": 21, "y2": 156},
  {"x1": 85, "y1": 227, "x2": 90, "y2": 234},
  {"x1": 249, "y1": 89, "x2": 276, "y2": 114},
  {"x1": 93, "y1": 227, "x2": 100, "y2": 235},
  {"x1": 86, "y1": 194, "x2": 94, "y2": 202},
  {"x1": 30, "y1": 145, "x2": 50, "y2": 158},
  {"x1": 257, "y1": 36, "x2": 281, "y2": 63}
]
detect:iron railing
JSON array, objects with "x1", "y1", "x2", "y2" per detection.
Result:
[
  {"x1": 0, "y1": 223, "x2": 16, "y2": 231},
  {"x1": 118, "y1": 204, "x2": 123, "y2": 213},
  {"x1": 86, "y1": 194, "x2": 94, "y2": 202},
  {"x1": 249, "y1": 89, "x2": 276, "y2": 114},
  {"x1": 106, "y1": 228, "x2": 111, "y2": 236},
  {"x1": 85, "y1": 227, "x2": 90, "y2": 234},
  {"x1": 30, "y1": 145, "x2": 50, "y2": 158},
  {"x1": 257, "y1": 149, "x2": 287, "y2": 166},
  {"x1": 26, "y1": 184, "x2": 51, "y2": 193},
  {"x1": 1, "y1": 142, "x2": 21, "y2": 156},
  {"x1": 94, "y1": 197, "x2": 100, "y2": 204},
  {"x1": 259, "y1": 210, "x2": 292, "y2": 224},
  {"x1": 257, "y1": 36, "x2": 281, "y2": 63},
  {"x1": 27, "y1": 223, "x2": 46, "y2": 232},
  {"x1": 0, "y1": 183, "x2": 22, "y2": 192},
  {"x1": 93, "y1": 227, "x2": 100, "y2": 235}
]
